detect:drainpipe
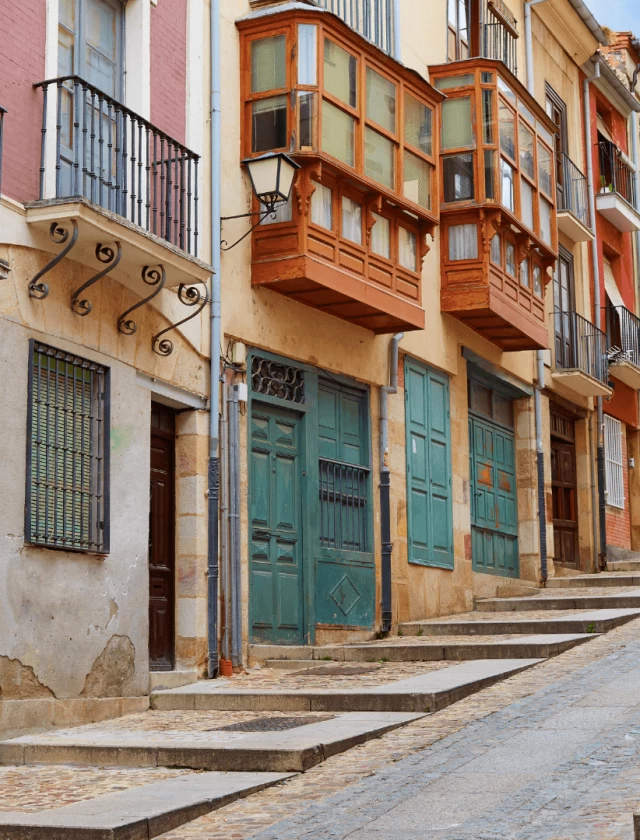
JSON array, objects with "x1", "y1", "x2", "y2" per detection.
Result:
[
  {"x1": 583, "y1": 58, "x2": 607, "y2": 566},
  {"x1": 631, "y1": 61, "x2": 640, "y2": 299},
  {"x1": 380, "y1": 332, "x2": 403, "y2": 634},
  {"x1": 207, "y1": 0, "x2": 222, "y2": 678},
  {"x1": 525, "y1": 0, "x2": 549, "y2": 582}
]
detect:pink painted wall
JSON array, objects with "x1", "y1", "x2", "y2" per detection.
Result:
[{"x1": 150, "y1": 0, "x2": 188, "y2": 146}]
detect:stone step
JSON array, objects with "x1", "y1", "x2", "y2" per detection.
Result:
[
  {"x1": 0, "y1": 712, "x2": 422, "y2": 774},
  {"x1": 0, "y1": 771, "x2": 291, "y2": 839},
  {"x1": 607, "y1": 559, "x2": 640, "y2": 572},
  {"x1": 400, "y1": 608, "x2": 640, "y2": 636},
  {"x1": 546, "y1": 574, "x2": 640, "y2": 588},
  {"x1": 476, "y1": 591, "x2": 640, "y2": 612},
  {"x1": 151, "y1": 659, "x2": 541, "y2": 714}
]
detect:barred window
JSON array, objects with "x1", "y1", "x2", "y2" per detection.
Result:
[
  {"x1": 26, "y1": 342, "x2": 109, "y2": 552},
  {"x1": 604, "y1": 415, "x2": 624, "y2": 510}
]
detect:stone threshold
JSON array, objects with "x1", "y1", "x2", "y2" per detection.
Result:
[{"x1": 0, "y1": 771, "x2": 291, "y2": 839}]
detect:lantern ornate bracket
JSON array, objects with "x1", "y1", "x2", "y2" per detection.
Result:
[
  {"x1": 28, "y1": 220, "x2": 79, "y2": 299},
  {"x1": 71, "y1": 241, "x2": 122, "y2": 316},
  {"x1": 118, "y1": 265, "x2": 166, "y2": 335},
  {"x1": 152, "y1": 281, "x2": 210, "y2": 356},
  {"x1": 220, "y1": 205, "x2": 280, "y2": 251}
]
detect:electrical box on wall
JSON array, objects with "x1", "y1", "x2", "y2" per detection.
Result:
[
  {"x1": 236, "y1": 383, "x2": 248, "y2": 403},
  {"x1": 231, "y1": 342, "x2": 247, "y2": 367}
]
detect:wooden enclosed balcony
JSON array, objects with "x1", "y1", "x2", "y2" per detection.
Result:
[
  {"x1": 238, "y1": 4, "x2": 443, "y2": 332},
  {"x1": 430, "y1": 59, "x2": 558, "y2": 351}
]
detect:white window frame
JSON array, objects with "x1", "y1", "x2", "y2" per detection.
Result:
[{"x1": 604, "y1": 415, "x2": 625, "y2": 509}]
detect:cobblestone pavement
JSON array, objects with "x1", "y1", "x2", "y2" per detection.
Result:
[{"x1": 157, "y1": 618, "x2": 640, "y2": 839}]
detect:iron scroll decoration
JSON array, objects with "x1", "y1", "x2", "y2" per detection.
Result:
[
  {"x1": 71, "y1": 242, "x2": 122, "y2": 315},
  {"x1": 152, "y1": 281, "x2": 210, "y2": 356},
  {"x1": 251, "y1": 356, "x2": 305, "y2": 404},
  {"x1": 117, "y1": 265, "x2": 167, "y2": 335},
  {"x1": 28, "y1": 221, "x2": 79, "y2": 299}
]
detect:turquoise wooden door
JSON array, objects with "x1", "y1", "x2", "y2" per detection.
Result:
[
  {"x1": 249, "y1": 402, "x2": 304, "y2": 644},
  {"x1": 470, "y1": 415, "x2": 519, "y2": 577},
  {"x1": 315, "y1": 381, "x2": 375, "y2": 629},
  {"x1": 405, "y1": 359, "x2": 454, "y2": 568}
]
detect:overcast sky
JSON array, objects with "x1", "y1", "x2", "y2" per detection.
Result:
[{"x1": 583, "y1": 0, "x2": 639, "y2": 33}]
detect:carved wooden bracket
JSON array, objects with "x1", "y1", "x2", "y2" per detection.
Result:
[
  {"x1": 365, "y1": 194, "x2": 383, "y2": 247},
  {"x1": 418, "y1": 220, "x2": 436, "y2": 264},
  {"x1": 480, "y1": 209, "x2": 503, "y2": 255},
  {"x1": 295, "y1": 162, "x2": 323, "y2": 217}
]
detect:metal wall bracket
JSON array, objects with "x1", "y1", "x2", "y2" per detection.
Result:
[
  {"x1": 28, "y1": 220, "x2": 79, "y2": 299},
  {"x1": 152, "y1": 281, "x2": 210, "y2": 356},
  {"x1": 118, "y1": 265, "x2": 166, "y2": 335},
  {"x1": 71, "y1": 242, "x2": 122, "y2": 316}
]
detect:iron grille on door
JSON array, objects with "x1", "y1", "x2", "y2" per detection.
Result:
[
  {"x1": 319, "y1": 459, "x2": 369, "y2": 551},
  {"x1": 26, "y1": 342, "x2": 109, "y2": 552},
  {"x1": 604, "y1": 415, "x2": 624, "y2": 510}
]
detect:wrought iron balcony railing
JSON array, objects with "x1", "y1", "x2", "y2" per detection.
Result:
[
  {"x1": 558, "y1": 152, "x2": 589, "y2": 228},
  {"x1": 608, "y1": 305, "x2": 640, "y2": 369},
  {"x1": 598, "y1": 140, "x2": 638, "y2": 211},
  {"x1": 317, "y1": 0, "x2": 395, "y2": 56},
  {"x1": 34, "y1": 76, "x2": 199, "y2": 257},
  {"x1": 482, "y1": 0, "x2": 518, "y2": 76},
  {"x1": 554, "y1": 310, "x2": 608, "y2": 385}
]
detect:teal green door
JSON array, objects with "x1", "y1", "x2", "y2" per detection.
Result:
[
  {"x1": 470, "y1": 415, "x2": 519, "y2": 577},
  {"x1": 249, "y1": 402, "x2": 304, "y2": 644},
  {"x1": 405, "y1": 359, "x2": 454, "y2": 568}
]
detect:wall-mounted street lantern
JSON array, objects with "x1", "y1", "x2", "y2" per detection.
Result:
[{"x1": 221, "y1": 152, "x2": 300, "y2": 251}]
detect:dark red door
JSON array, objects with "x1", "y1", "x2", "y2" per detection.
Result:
[{"x1": 149, "y1": 403, "x2": 176, "y2": 670}]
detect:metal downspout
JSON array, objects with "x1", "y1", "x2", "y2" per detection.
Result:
[
  {"x1": 220, "y1": 379, "x2": 229, "y2": 662},
  {"x1": 583, "y1": 59, "x2": 606, "y2": 566},
  {"x1": 230, "y1": 384, "x2": 242, "y2": 667},
  {"x1": 525, "y1": 0, "x2": 549, "y2": 582},
  {"x1": 380, "y1": 333, "x2": 403, "y2": 634},
  {"x1": 207, "y1": 0, "x2": 222, "y2": 678},
  {"x1": 632, "y1": 111, "x2": 640, "y2": 302}
]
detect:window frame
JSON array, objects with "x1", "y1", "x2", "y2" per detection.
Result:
[
  {"x1": 25, "y1": 340, "x2": 110, "y2": 554},
  {"x1": 604, "y1": 415, "x2": 625, "y2": 510}
]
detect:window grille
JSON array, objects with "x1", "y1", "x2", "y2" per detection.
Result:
[
  {"x1": 26, "y1": 342, "x2": 109, "y2": 552},
  {"x1": 319, "y1": 459, "x2": 369, "y2": 552},
  {"x1": 251, "y1": 356, "x2": 305, "y2": 403},
  {"x1": 604, "y1": 415, "x2": 624, "y2": 509}
]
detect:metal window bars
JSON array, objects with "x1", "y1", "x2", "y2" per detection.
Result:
[
  {"x1": 604, "y1": 414, "x2": 624, "y2": 509},
  {"x1": 608, "y1": 305, "x2": 640, "y2": 369},
  {"x1": 558, "y1": 152, "x2": 590, "y2": 229},
  {"x1": 598, "y1": 140, "x2": 638, "y2": 211},
  {"x1": 319, "y1": 457, "x2": 369, "y2": 552},
  {"x1": 34, "y1": 76, "x2": 199, "y2": 258},
  {"x1": 26, "y1": 341, "x2": 109, "y2": 553},
  {"x1": 553, "y1": 310, "x2": 609, "y2": 386},
  {"x1": 317, "y1": 0, "x2": 395, "y2": 56}
]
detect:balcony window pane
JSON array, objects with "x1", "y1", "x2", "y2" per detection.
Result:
[
  {"x1": 399, "y1": 227, "x2": 418, "y2": 270},
  {"x1": 499, "y1": 100, "x2": 515, "y2": 159},
  {"x1": 520, "y1": 258, "x2": 530, "y2": 288},
  {"x1": 342, "y1": 196, "x2": 362, "y2": 244},
  {"x1": 443, "y1": 153, "x2": 474, "y2": 203},
  {"x1": 324, "y1": 39, "x2": 357, "y2": 108},
  {"x1": 299, "y1": 92, "x2": 315, "y2": 149},
  {"x1": 498, "y1": 77, "x2": 516, "y2": 106},
  {"x1": 365, "y1": 128, "x2": 395, "y2": 189},
  {"x1": 491, "y1": 233, "x2": 501, "y2": 265},
  {"x1": 298, "y1": 25, "x2": 317, "y2": 85},
  {"x1": 534, "y1": 265, "x2": 543, "y2": 296},
  {"x1": 519, "y1": 100, "x2": 535, "y2": 125},
  {"x1": 538, "y1": 142, "x2": 552, "y2": 195},
  {"x1": 261, "y1": 197, "x2": 292, "y2": 225},
  {"x1": 519, "y1": 122, "x2": 535, "y2": 179},
  {"x1": 482, "y1": 89, "x2": 494, "y2": 144},
  {"x1": 58, "y1": 27, "x2": 75, "y2": 76},
  {"x1": 322, "y1": 99, "x2": 355, "y2": 167},
  {"x1": 252, "y1": 95, "x2": 287, "y2": 153},
  {"x1": 311, "y1": 182, "x2": 333, "y2": 230},
  {"x1": 521, "y1": 178, "x2": 534, "y2": 230},
  {"x1": 367, "y1": 68, "x2": 396, "y2": 133},
  {"x1": 60, "y1": 0, "x2": 75, "y2": 28},
  {"x1": 506, "y1": 242, "x2": 516, "y2": 276},
  {"x1": 540, "y1": 196, "x2": 552, "y2": 245},
  {"x1": 405, "y1": 94, "x2": 432, "y2": 156},
  {"x1": 485, "y1": 150, "x2": 496, "y2": 201},
  {"x1": 442, "y1": 97, "x2": 473, "y2": 149},
  {"x1": 403, "y1": 150, "x2": 432, "y2": 209},
  {"x1": 448, "y1": 224, "x2": 478, "y2": 261},
  {"x1": 252, "y1": 35, "x2": 286, "y2": 93},
  {"x1": 435, "y1": 74, "x2": 475, "y2": 90},
  {"x1": 371, "y1": 213, "x2": 390, "y2": 258},
  {"x1": 501, "y1": 159, "x2": 515, "y2": 211}
]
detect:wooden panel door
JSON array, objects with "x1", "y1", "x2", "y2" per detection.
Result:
[
  {"x1": 551, "y1": 439, "x2": 579, "y2": 567},
  {"x1": 250, "y1": 402, "x2": 304, "y2": 645},
  {"x1": 149, "y1": 403, "x2": 176, "y2": 671},
  {"x1": 405, "y1": 359, "x2": 454, "y2": 568}
]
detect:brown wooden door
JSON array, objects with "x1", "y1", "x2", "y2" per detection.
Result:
[
  {"x1": 551, "y1": 437, "x2": 579, "y2": 568},
  {"x1": 149, "y1": 403, "x2": 176, "y2": 670}
]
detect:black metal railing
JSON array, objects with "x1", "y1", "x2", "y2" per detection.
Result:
[
  {"x1": 598, "y1": 140, "x2": 638, "y2": 211},
  {"x1": 608, "y1": 305, "x2": 640, "y2": 369},
  {"x1": 0, "y1": 105, "x2": 6, "y2": 198},
  {"x1": 319, "y1": 457, "x2": 369, "y2": 553},
  {"x1": 558, "y1": 152, "x2": 589, "y2": 228},
  {"x1": 482, "y1": 0, "x2": 518, "y2": 76},
  {"x1": 34, "y1": 76, "x2": 199, "y2": 257},
  {"x1": 318, "y1": 0, "x2": 395, "y2": 55},
  {"x1": 554, "y1": 310, "x2": 608, "y2": 385}
]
